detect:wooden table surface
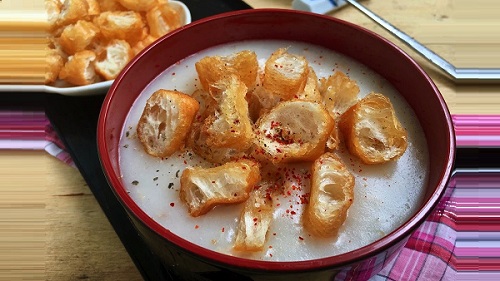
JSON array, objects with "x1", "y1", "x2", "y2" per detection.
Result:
[{"x1": 2, "y1": 0, "x2": 499, "y2": 280}]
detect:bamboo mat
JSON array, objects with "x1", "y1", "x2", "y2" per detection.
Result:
[{"x1": 0, "y1": 0, "x2": 48, "y2": 84}]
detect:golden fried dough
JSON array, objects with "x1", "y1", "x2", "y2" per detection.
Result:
[
  {"x1": 58, "y1": 50, "x2": 99, "y2": 85},
  {"x1": 45, "y1": 48, "x2": 65, "y2": 84},
  {"x1": 187, "y1": 121, "x2": 249, "y2": 165},
  {"x1": 97, "y1": 0, "x2": 127, "y2": 12},
  {"x1": 233, "y1": 187, "x2": 273, "y2": 252},
  {"x1": 116, "y1": 0, "x2": 156, "y2": 12},
  {"x1": 84, "y1": 0, "x2": 101, "y2": 16},
  {"x1": 262, "y1": 48, "x2": 309, "y2": 100},
  {"x1": 320, "y1": 71, "x2": 360, "y2": 151},
  {"x1": 195, "y1": 50, "x2": 259, "y2": 93},
  {"x1": 320, "y1": 71, "x2": 359, "y2": 117},
  {"x1": 137, "y1": 89, "x2": 200, "y2": 158},
  {"x1": 56, "y1": 0, "x2": 90, "y2": 27},
  {"x1": 58, "y1": 20, "x2": 100, "y2": 55},
  {"x1": 296, "y1": 67, "x2": 322, "y2": 103},
  {"x1": 179, "y1": 159, "x2": 261, "y2": 217},
  {"x1": 253, "y1": 100, "x2": 334, "y2": 164},
  {"x1": 201, "y1": 75, "x2": 254, "y2": 150},
  {"x1": 304, "y1": 153, "x2": 354, "y2": 237},
  {"x1": 94, "y1": 39, "x2": 134, "y2": 80},
  {"x1": 45, "y1": 0, "x2": 62, "y2": 28},
  {"x1": 339, "y1": 93, "x2": 408, "y2": 164},
  {"x1": 93, "y1": 11, "x2": 146, "y2": 45},
  {"x1": 146, "y1": 1, "x2": 182, "y2": 38}
]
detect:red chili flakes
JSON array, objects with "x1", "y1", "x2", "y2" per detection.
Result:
[
  {"x1": 290, "y1": 211, "x2": 296, "y2": 215},
  {"x1": 299, "y1": 193, "x2": 310, "y2": 204},
  {"x1": 183, "y1": 160, "x2": 187, "y2": 164},
  {"x1": 221, "y1": 227, "x2": 225, "y2": 233},
  {"x1": 269, "y1": 253, "x2": 273, "y2": 257},
  {"x1": 269, "y1": 245, "x2": 273, "y2": 249},
  {"x1": 195, "y1": 225, "x2": 199, "y2": 229},
  {"x1": 172, "y1": 72, "x2": 176, "y2": 76},
  {"x1": 170, "y1": 202, "x2": 175, "y2": 207},
  {"x1": 298, "y1": 236, "x2": 304, "y2": 241},
  {"x1": 273, "y1": 233, "x2": 277, "y2": 236}
]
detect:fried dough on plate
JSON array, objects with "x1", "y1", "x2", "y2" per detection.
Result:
[{"x1": 58, "y1": 50, "x2": 99, "y2": 86}]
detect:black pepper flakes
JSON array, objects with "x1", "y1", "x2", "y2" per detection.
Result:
[
  {"x1": 132, "y1": 180, "x2": 139, "y2": 185},
  {"x1": 175, "y1": 170, "x2": 180, "y2": 178},
  {"x1": 153, "y1": 177, "x2": 158, "y2": 181},
  {"x1": 125, "y1": 131, "x2": 130, "y2": 137},
  {"x1": 168, "y1": 183, "x2": 174, "y2": 189}
]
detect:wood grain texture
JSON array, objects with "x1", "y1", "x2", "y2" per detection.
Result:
[
  {"x1": 3, "y1": 1, "x2": 499, "y2": 281},
  {"x1": 0, "y1": 151, "x2": 141, "y2": 281},
  {"x1": 0, "y1": 0, "x2": 47, "y2": 84}
]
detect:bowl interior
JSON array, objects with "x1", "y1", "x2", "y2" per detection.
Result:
[{"x1": 98, "y1": 9, "x2": 455, "y2": 272}]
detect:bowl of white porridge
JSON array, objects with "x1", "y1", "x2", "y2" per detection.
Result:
[{"x1": 97, "y1": 9, "x2": 455, "y2": 280}]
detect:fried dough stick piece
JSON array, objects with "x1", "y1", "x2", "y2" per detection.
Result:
[
  {"x1": 116, "y1": 0, "x2": 156, "y2": 12},
  {"x1": 136, "y1": 89, "x2": 199, "y2": 158},
  {"x1": 56, "y1": 0, "x2": 90, "y2": 27},
  {"x1": 320, "y1": 71, "x2": 360, "y2": 151},
  {"x1": 58, "y1": 50, "x2": 99, "y2": 86},
  {"x1": 58, "y1": 20, "x2": 100, "y2": 55},
  {"x1": 295, "y1": 67, "x2": 322, "y2": 103},
  {"x1": 94, "y1": 39, "x2": 134, "y2": 80},
  {"x1": 195, "y1": 50, "x2": 259, "y2": 92},
  {"x1": 46, "y1": 48, "x2": 65, "y2": 85},
  {"x1": 304, "y1": 153, "x2": 354, "y2": 237},
  {"x1": 233, "y1": 186, "x2": 274, "y2": 252},
  {"x1": 146, "y1": 1, "x2": 183, "y2": 38},
  {"x1": 93, "y1": 11, "x2": 146, "y2": 45},
  {"x1": 253, "y1": 100, "x2": 334, "y2": 165},
  {"x1": 201, "y1": 75, "x2": 254, "y2": 150},
  {"x1": 262, "y1": 48, "x2": 309, "y2": 101},
  {"x1": 187, "y1": 88, "x2": 249, "y2": 164},
  {"x1": 339, "y1": 93, "x2": 407, "y2": 164},
  {"x1": 180, "y1": 159, "x2": 261, "y2": 217}
]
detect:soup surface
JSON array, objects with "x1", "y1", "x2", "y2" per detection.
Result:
[{"x1": 118, "y1": 40, "x2": 430, "y2": 261}]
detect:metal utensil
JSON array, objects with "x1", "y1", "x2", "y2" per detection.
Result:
[{"x1": 293, "y1": 0, "x2": 500, "y2": 83}]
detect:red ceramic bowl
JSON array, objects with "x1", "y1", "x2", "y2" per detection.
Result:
[{"x1": 98, "y1": 9, "x2": 455, "y2": 280}]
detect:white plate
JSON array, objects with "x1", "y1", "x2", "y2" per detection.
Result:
[{"x1": 0, "y1": 1, "x2": 191, "y2": 96}]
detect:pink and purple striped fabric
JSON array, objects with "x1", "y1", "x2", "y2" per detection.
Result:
[{"x1": 3, "y1": 111, "x2": 499, "y2": 280}]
